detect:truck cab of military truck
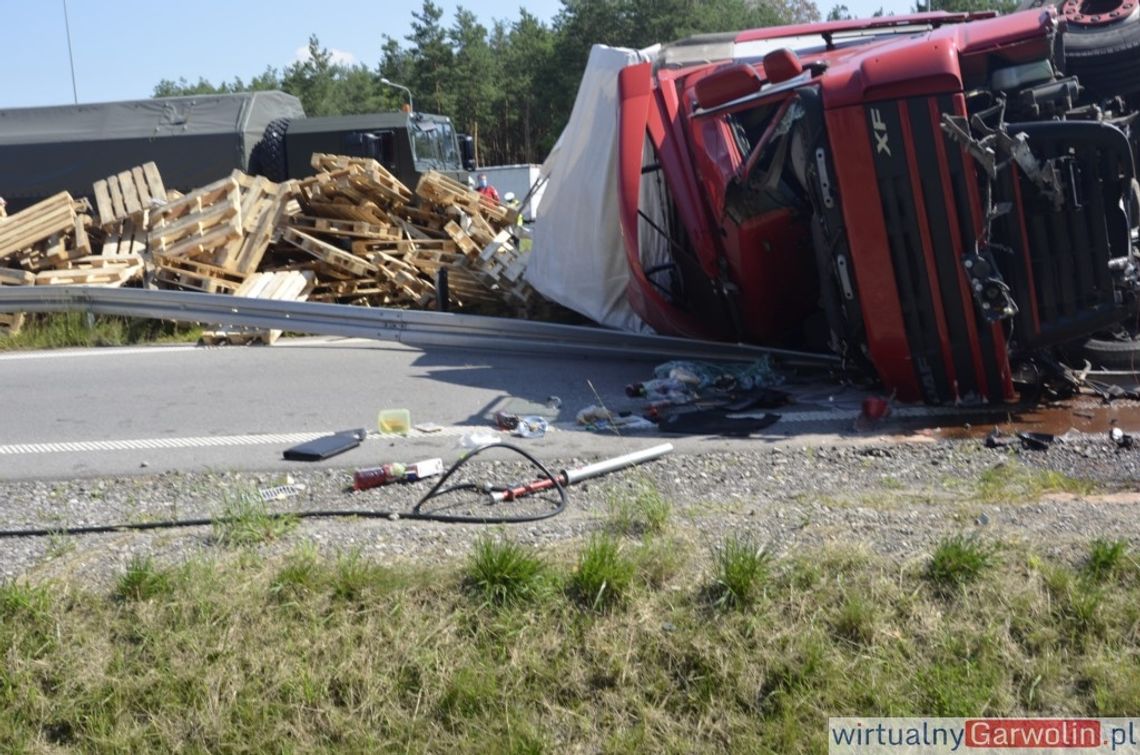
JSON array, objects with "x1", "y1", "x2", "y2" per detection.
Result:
[{"x1": 255, "y1": 110, "x2": 473, "y2": 187}]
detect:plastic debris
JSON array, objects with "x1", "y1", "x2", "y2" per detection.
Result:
[
  {"x1": 1017, "y1": 431, "x2": 1054, "y2": 451},
  {"x1": 512, "y1": 416, "x2": 549, "y2": 438},
  {"x1": 259, "y1": 483, "x2": 306, "y2": 502},
  {"x1": 1111, "y1": 426, "x2": 1135, "y2": 448},
  {"x1": 576, "y1": 405, "x2": 613, "y2": 425},
  {"x1": 651, "y1": 357, "x2": 784, "y2": 392},
  {"x1": 575, "y1": 404, "x2": 656, "y2": 432},
  {"x1": 984, "y1": 428, "x2": 1016, "y2": 448},
  {"x1": 495, "y1": 411, "x2": 520, "y2": 431},
  {"x1": 353, "y1": 463, "x2": 406, "y2": 491},
  {"x1": 625, "y1": 378, "x2": 696, "y2": 405},
  {"x1": 459, "y1": 430, "x2": 502, "y2": 450}
]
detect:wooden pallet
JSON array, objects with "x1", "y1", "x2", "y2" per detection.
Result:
[
  {"x1": 416, "y1": 171, "x2": 511, "y2": 225},
  {"x1": 0, "y1": 192, "x2": 85, "y2": 261},
  {"x1": 200, "y1": 270, "x2": 315, "y2": 345},
  {"x1": 0, "y1": 267, "x2": 35, "y2": 286},
  {"x1": 443, "y1": 220, "x2": 481, "y2": 260},
  {"x1": 35, "y1": 255, "x2": 144, "y2": 287},
  {"x1": 288, "y1": 215, "x2": 398, "y2": 240},
  {"x1": 0, "y1": 312, "x2": 25, "y2": 336},
  {"x1": 281, "y1": 227, "x2": 377, "y2": 278},
  {"x1": 404, "y1": 248, "x2": 510, "y2": 308},
  {"x1": 230, "y1": 177, "x2": 297, "y2": 275},
  {"x1": 154, "y1": 255, "x2": 245, "y2": 294},
  {"x1": 92, "y1": 162, "x2": 166, "y2": 228},
  {"x1": 303, "y1": 198, "x2": 391, "y2": 227},
  {"x1": 149, "y1": 176, "x2": 243, "y2": 264},
  {"x1": 100, "y1": 219, "x2": 147, "y2": 257},
  {"x1": 311, "y1": 153, "x2": 413, "y2": 207}
]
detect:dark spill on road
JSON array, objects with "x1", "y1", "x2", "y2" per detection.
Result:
[{"x1": 933, "y1": 398, "x2": 1140, "y2": 440}]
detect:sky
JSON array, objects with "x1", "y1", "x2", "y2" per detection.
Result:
[{"x1": 0, "y1": 0, "x2": 918, "y2": 110}]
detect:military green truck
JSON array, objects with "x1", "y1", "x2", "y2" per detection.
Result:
[{"x1": 0, "y1": 90, "x2": 473, "y2": 211}]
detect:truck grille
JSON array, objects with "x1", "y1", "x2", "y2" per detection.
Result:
[
  {"x1": 864, "y1": 96, "x2": 1005, "y2": 403},
  {"x1": 991, "y1": 122, "x2": 1129, "y2": 349}
]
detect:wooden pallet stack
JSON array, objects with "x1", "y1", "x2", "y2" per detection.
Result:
[
  {"x1": 0, "y1": 192, "x2": 92, "y2": 272},
  {"x1": 277, "y1": 155, "x2": 537, "y2": 310},
  {"x1": 0, "y1": 153, "x2": 543, "y2": 342},
  {"x1": 150, "y1": 171, "x2": 299, "y2": 294}
]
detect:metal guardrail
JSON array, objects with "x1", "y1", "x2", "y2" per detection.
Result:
[{"x1": 0, "y1": 286, "x2": 840, "y2": 365}]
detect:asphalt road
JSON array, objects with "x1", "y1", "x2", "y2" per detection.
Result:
[{"x1": 0, "y1": 337, "x2": 819, "y2": 481}]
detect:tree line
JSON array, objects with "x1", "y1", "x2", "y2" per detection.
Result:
[{"x1": 154, "y1": 0, "x2": 1013, "y2": 167}]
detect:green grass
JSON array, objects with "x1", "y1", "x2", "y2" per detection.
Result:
[
  {"x1": 212, "y1": 489, "x2": 297, "y2": 547},
  {"x1": 709, "y1": 533, "x2": 770, "y2": 609},
  {"x1": 1085, "y1": 539, "x2": 1129, "y2": 582},
  {"x1": 604, "y1": 481, "x2": 671, "y2": 537},
  {"x1": 926, "y1": 534, "x2": 994, "y2": 591},
  {"x1": 5, "y1": 537, "x2": 1140, "y2": 751},
  {"x1": 113, "y1": 555, "x2": 175, "y2": 602},
  {"x1": 571, "y1": 534, "x2": 635, "y2": 610},
  {"x1": 465, "y1": 536, "x2": 551, "y2": 606},
  {"x1": 977, "y1": 461, "x2": 1097, "y2": 503},
  {"x1": 0, "y1": 312, "x2": 201, "y2": 351}
]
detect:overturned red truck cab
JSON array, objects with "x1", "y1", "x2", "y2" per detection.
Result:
[{"x1": 618, "y1": 6, "x2": 1140, "y2": 403}]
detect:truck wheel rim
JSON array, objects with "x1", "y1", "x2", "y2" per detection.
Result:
[{"x1": 1062, "y1": 0, "x2": 1137, "y2": 27}]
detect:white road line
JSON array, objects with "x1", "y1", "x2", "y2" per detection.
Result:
[
  {"x1": 0, "y1": 345, "x2": 198, "y2": 361},
  {"x1": 0, "y1": 424, "x2": 492, "y2": 456}
]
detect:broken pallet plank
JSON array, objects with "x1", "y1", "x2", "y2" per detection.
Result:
[{"x1": 0, "y1": 268, "x2": 35, "y2": 285}]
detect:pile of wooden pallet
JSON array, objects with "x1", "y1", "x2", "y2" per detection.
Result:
[
  {"x1": 271, "y1": 154, "x2": 536, "y2": 310},
  {"x1": 0, "y1": 155, "x2": 539, "y2": 340}
]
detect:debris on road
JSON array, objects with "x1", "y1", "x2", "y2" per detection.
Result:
[{"x1": 282, "y1": 428, "x2": 367, "y2": 461}]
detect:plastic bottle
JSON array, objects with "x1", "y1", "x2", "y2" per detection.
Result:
[
  {"x1": 352, "y1": 462, "x2": 407, "y2": 491},
  {"x1": 512, "y1": 416, "x2": 548, "y2": 438}
]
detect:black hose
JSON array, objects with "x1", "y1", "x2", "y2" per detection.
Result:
[{"x1": 0, "y1": 443, "x2": 567, "y2": 539}]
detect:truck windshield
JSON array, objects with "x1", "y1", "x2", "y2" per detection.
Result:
[{"x1": 411, "y1": 119, "x2": 459, "y2": 170}]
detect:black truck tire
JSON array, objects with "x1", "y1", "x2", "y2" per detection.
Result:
[
  {"x1": 248, "y1": 117, "x2": 291, "y2": 182},
  {"x1": 1074, "y1": 332, "x2": 1140, "y2": 370},
  {"x1": 1015, "y1": 0, "x2": 1140, "y2": 98}
]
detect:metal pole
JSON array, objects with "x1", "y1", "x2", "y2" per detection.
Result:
[
  {"x1": 491, "y1": 443, "x2": 674, "y2": 503},
  {"x1": 62, "y1": 0, "x2": 79, "y2": 104},
  {"x1": 380, "y1": 78, "x2": 413, "y2": 113}
]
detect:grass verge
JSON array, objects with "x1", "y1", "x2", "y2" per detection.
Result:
[
  {"x1": 0, "y1": 312, "x2": 201, "y2": 350},
  {"x1": 3, "y1": 538, "x2": 1140, "y2": 752}
]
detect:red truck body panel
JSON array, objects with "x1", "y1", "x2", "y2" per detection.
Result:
[{"x1": 617, "y1": 8, "x2": 1107, "y2": 403}]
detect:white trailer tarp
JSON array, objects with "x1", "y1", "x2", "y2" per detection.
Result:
[{"x1": 527, "y1": 44, "x2": 657, "y2": 333}]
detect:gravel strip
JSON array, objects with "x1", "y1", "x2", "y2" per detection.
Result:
[{"x1": 3, "y1": 432, "x2": 1140, "y2": 587}]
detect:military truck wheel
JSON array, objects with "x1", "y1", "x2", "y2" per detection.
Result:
[
  {"x1": 1017, "y1": 0, "x2": 1140, "y2": 98},
  {"x1": 249, "y1": 117, "x2": 290, "y2": 182}
]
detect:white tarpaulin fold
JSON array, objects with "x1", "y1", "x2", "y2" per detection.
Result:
[{"x1": 527, "y1": 44, "x2": 658, "y2": 333}]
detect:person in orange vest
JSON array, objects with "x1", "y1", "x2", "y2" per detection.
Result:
[{"x1": 475, "y1": 173, "x2": 500, "y2": 204}]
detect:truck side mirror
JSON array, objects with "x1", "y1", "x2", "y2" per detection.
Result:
[{"x1": 459, "y1": 134, "x2": 476, "y2": 172}]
